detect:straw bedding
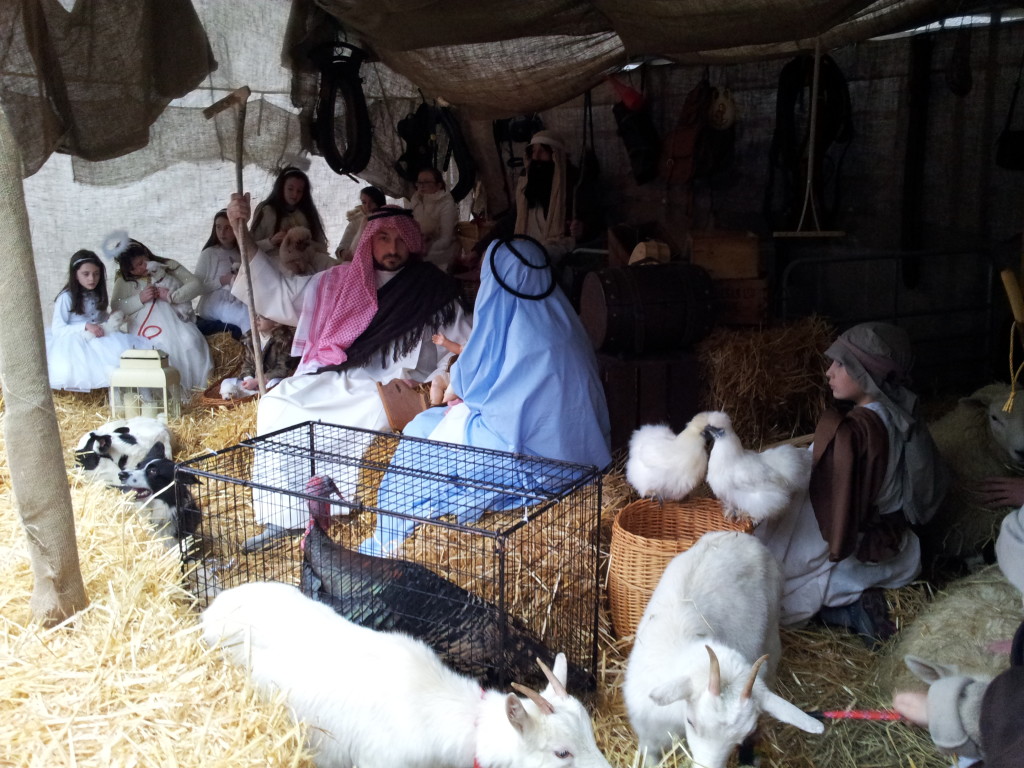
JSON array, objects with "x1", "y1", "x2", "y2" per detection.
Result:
[{"x1": 0, "y1": 335, "x2": 1009, "y2": 767}]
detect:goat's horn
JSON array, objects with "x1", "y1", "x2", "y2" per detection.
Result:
[
  {"x1": 705, "y1": 645, "x2": 721, "y2": 697},
  {"x1": 741, "y1": 654, "x2": 770, "y2": 700},
  {"x1": 536, "y1": 656, "x2": 568, "y2": 699},
  {"x1": 511, "y1": 682, "x2": 555, "y2": 715}
]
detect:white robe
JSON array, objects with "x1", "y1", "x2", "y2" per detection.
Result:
[
  {"x1": 231, "y1": 251, "x2": 472, "y2": 529},
  {"x1": 754, "y1": 402, "x2": 922, "y2": 625}
]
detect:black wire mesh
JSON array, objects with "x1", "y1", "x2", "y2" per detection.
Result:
[{"x1": 179, "y1": 420, "x2": 602, "y2": 691}]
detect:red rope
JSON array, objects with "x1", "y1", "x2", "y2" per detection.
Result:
[
  {"x1": 137, "y1": 299, "x2": 162, "y2": 340},
  {"x1": 811, "y1": 709, "x2": 902, "y2": 721}
]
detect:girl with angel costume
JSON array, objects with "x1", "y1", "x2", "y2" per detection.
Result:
[
  {"x1": 46, "y1": 249, "x2": 153, "y2": 392},
  {"x1": 107, "y1": 232, "x2": 213, "y2": 395}
]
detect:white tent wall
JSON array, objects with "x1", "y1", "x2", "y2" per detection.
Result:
[
  {"x1": 25, "y1": 155, "x2": 364, "y2": 326},
  {"x1": 17, "y1": 0, "x2": 371, "y2": 322}
]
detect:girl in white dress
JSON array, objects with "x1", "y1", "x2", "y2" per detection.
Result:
[
  {"x1": 194, "y1": 209, "x2": 250, "y2": 339},
  {"x1": 109, "y1": 237, "x2": 213, "y2": 396},
  {"x1": 251, "y1": 167, "x2": 334, "y2": 272},
  {"x1": 46, "y1": 250, "x2": 151, "y2": 392}
]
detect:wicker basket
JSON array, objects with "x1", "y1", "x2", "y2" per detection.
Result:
[{"x1": 607, "y1": 497, "x2": 754, "y2": 638}]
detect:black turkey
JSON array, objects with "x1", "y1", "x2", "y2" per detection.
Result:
[{"x1": 299, "y1": 475, "x2": 592, "y2": 691}]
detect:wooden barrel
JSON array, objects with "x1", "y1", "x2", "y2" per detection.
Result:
[{"x1": 579, "y1": 262, "x2": 715, "y2": 355}]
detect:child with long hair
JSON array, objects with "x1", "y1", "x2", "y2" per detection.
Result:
[
  {"x1": 251, "y1": 167, "x2": 333, "y2": 271},
  {"x1": 194, "y1": 209, "x2": 251, "y2": 339},
  {"x1": 109, "y1": 236, "x2": 213, "y2": 395},
  {"x1": 46, "y1": 250, "x2": 152, "y2": 392}
]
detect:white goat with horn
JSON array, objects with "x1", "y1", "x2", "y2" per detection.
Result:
[
  {"x1": 623, "y1": 531, "x2": 823, "y2": 768},
  {"x1": 201, "y1": 581, "x2": 612, "y2": 768}
]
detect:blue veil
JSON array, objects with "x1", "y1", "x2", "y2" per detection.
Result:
[{"x1": 360, "y1": 236, "x2": 611, "y2": 555}]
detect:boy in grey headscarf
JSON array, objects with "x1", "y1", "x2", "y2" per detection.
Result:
[{"x1": 755, "y1": 322, "x2": 949, "y2": 644}]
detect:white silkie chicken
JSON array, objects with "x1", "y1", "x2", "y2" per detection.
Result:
[
  {"x1": 702, "y1": 411, "x2": 812, "y2": 522},
  {"x1": 625, "y1": 412, "x2": 712, "y2": 504}
]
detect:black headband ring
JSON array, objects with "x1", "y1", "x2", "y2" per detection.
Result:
[{"x1": 488, "y1": 236, "x2": 556, "y2": 301}]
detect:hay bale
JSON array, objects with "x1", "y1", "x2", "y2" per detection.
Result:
[{"x1": 697, "y1": 316, "x2": 833, "y2": 448}]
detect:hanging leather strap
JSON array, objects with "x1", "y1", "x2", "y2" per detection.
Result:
[
  {"x1": 1003, "y1": 45, "x2": 1024, "y2": 133},
  {"x1": 309, "y1": 42, "x2": 372, "y2": 176}
]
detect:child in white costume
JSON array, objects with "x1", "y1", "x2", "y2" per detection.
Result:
[
  {"x1": 46, "y1": 250, "x2": 151, "y2": 392},
  {"x1": 109, "y1": 236, "x2": 213, "y2": 395},
  {"x1": 193, "y1": 209, "x2": 250, "y2": 339}
]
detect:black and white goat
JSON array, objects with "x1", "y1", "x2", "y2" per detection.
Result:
[{"x1": 201, "y1": 581, "x2": 613, "y2": 768}]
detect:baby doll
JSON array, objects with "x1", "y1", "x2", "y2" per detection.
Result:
[{"x1": 429, "y1": 332, "x2": 464, "y2": 406}]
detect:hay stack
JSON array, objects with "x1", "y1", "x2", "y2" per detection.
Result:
[
  {"x1": 697, "y1": 316, "x2": 834, "y2": 448},
  {"x1": 0, "y1": 476, "x2": 314, "y2": 767},
  {"x1": 0, "y1": 387, "x2": 960, "y2": 768}
]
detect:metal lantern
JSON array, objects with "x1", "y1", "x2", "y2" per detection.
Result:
[{"x1": 109, "y1": 349, "x2": 181, "y2": 422}]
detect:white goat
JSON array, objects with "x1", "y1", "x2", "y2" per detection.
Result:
[
  {"x1": 623, "y1": 531, "x2": 823, "y2": 768},
  {"x1": 201, "y1": 581, "x2": 612, "y2": 768},
  {"x1": 927, "y1": 383, "x2": 1024, "y2": 560}
]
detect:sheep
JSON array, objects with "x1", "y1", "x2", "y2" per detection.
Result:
[
  {"x1": 201, "y1": 581, "x2": 613, "y2": 768},
  {"x1": 925, "y1": 383, "x2": 1024, "y2": 562},
  {"x1": 623, "y1": 531, "x2": 823, "y2": 768},
  {"x1": 145, "y1": 260, "x2": 195, "y2": 322},
  {"x1": 74, "y1": 416, "x2": 174, "y2": 486},
  {"x1": 881, "y1": 564, "x2": 1021, "y2": 693}
]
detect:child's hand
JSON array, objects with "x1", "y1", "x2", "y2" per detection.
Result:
[
  {"x1": 219, "y1": 273, "x2": 233, "y2": 287},
  {"x1": 241, "y1": 377, "x2": 259, "y2": 391},
  {"x1": 891, "y1": 691, "x2": 928, "y2": 728},
  {"x1": 977, "y1": 476, "x2": 1024, "y2": 508},
  {"x1": 270, "y1": 230, "x2": 287, "y2": 246},
  {"x1": 156, "y1": 286, "x2": 171, "y2": 302},
  {"x1": 140, "y1": 285, "x2": 158, "y2": 302},
  {"x1": 85, "y1": 322, "x2": 104, "y2": 338}
]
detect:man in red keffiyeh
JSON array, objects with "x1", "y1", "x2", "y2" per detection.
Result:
[{"x1": 226, "y1": 192, "x2": 472, "y2": 549}]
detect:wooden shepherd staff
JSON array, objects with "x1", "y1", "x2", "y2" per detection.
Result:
[{"x1": 203, "y1": 86, "x2": 266, "y2": 394}]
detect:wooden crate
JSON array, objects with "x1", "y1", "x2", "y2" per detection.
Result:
[
  {"x1": 597, "y1": 352, "x2": 701, "y2": 452},
  {"x1": 690, "y1": 231, "x2": 763, "y2": 280},
  {"x1": 714, "y1": 278, "x2": 770, "y2": 326}
]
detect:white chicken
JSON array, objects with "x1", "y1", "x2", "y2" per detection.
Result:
[
  {"x1": 702, "y1": 410, "x2": 812, "y2": 522},
  {"x1": 625, "y1": 412, "x2": 711, "y2": 503}
]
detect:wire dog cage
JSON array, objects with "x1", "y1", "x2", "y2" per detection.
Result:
[{"x1": 179, "y1": 420, "x2": 603, "y2": 691}]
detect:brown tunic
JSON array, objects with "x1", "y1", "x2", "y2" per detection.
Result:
[{"x1": 809, "y1": 406, "x2": 904, "y2": 563}]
